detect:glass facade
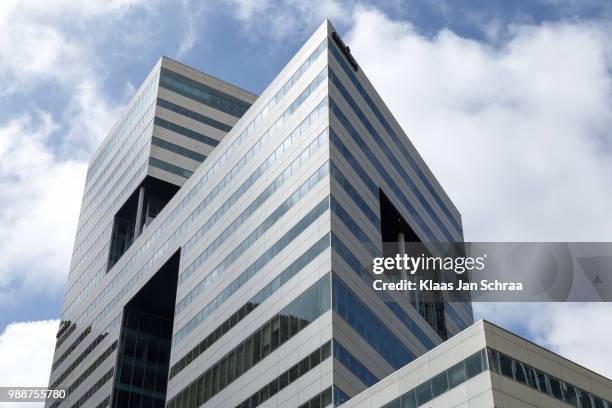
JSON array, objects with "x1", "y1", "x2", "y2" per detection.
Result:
[
  {"x1": 151, "y1": 136, "x2": 207, "y2": 162},
  {"x1": 167, "y1": 274, "x2": 332, "y2": 408},
  {"x1": 176, "y1": 157, "x2": 330, "y2": 319},
  {"x1": 332, "y1": 341, "x2": 378, "y2": 387},
  {"x1": 234, "y1": 342, "x2": 332, "y2": 408},
  {"x1": 156, "y1": 98, "x2": 232, "y2": 132},
  {"x1": 149, "y1": 157, "x2": 193, "y2": 179},
  {"x1": 112, "y1": 309, "x2": 172, "y2": 408},
  {"x1": 154, "y1": 117, "x2": 220, "y2": 147},
  {"x1": 331, "y1": 234, "x2": 437, "y2": 351},
  {"x1": 329, "y1": 42, "x2": 462, "y2": 237},
  {"x1": 159, "y1": 68, "x2": 251, "y2": 117},
  {"x1": 488, "y1": 348, "x2": 612, "y2": 408},
  {"x1": 331, "y1": 274, "x2": 413, "y2": 369},
  {"x1": 61, "y1": 54, "x2": 328, "y2": 328},
  {"x1": 169, "y1": 235, "x2": 330, "y2": 377}
]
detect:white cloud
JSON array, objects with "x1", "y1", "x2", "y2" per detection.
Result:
[
  {"x1": 0, "y1": 0, "x2": 156, "y2": 92},
  {"x1": 0, "y1": 114, "x2": 87, "y2": 304},
  {"x1": 344, "y1": 8, "x2": 612, "y2": 241},
  {"x1": 0, "y1": 320, "x2": 59, "y2": 407},
  {"x1": 225, "y1": 0, "x2": 350, "y2": 41},
  {"x1": 177, "y1": 0, "x2": 207, "y2": 57},
  {"x1": 0, "y1": 0, "x2": 160, "y2": 304}
]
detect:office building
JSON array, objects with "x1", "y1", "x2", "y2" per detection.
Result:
[{"x1": 47, "y1": 20, "x2": 474, "y2": 408}]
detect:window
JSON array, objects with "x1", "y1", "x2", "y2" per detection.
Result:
[
  {"x1": 384, "y1": 400, "x2": 400, "y2": 408},
  {"x1": 261, "y1": 323, "x2": 271, "y2": 357},
  {"x1": 594, "y1": 396, "x2": 606, "y2": 408},
  {"x1": 499, "y1": 353, "x2": 513, "y2": 377},
  {"x1": 563, "y1": 383, "x2": 578, "y2": 407},
  {"x1": 416, "y1": 383, "x2": 432, "y2": 405},
  {"x1": 579, "y1": 390, "x2": 593, "y2": 408},
  {"x1": 448, "y1": 362, "x2": 466, "y2": 389},
  {"x1": 465, "y1": 351, "x2": 484, "y2": 378},
  {"x1": 487, "y1": 348, "x2": 499, "y2": 372},
  {"x1": 234, "y1": 343, "x2": 331, "y2": 408},
  {"x1": 549, "y1": 377, "x2": 563, "y2": 400},
  {"x1": 535, "y1": 369, "x2": 548, "y2": 393},
  {"x1": 431, "y1": 372, "x2": 448, "y2": 398},
  {"x1": 400, "y1": 391, "x2": 416, "y2": 408},
  {"x1": 513, "y1": 361, "x2": 527, "y2": 385}
]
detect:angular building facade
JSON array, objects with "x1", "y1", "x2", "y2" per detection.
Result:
[
  {"x1": 338, "y1": 320, "x2": 612, "y2": 408},
  {"x1": 47, "y1": 21, "x2": 474, "y2": 408}
]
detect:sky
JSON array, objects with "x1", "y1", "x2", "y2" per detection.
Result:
[{"x1": 1, "y1": 0, "x2": 612, "y2": 398}]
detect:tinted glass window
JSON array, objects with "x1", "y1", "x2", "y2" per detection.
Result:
[
  {"x1": 416, "y1": 383, "x2": 432, "y2": 405},
  {"x1": 549, "y1": 377, "x2": 563, "y2": 400},
  {"x1": 432, "y1": 372, "x2": 448, "y2": 398},
  {"x1": 400, "y1": 390, "x2": 416, "y2": 408},
  {"x1": 466, "y1": 352, "x2": 484, "y2": 378},
  {"x1": 514, "y1": 361, "x2": 527, "y2": 385},
  {"x1": 535, "y1": 370, "x2": 548, "y2": 393},
  {"x1": 499, "y1": 354, "x2": 513, "y2": 377},
  {"x1": 384, "y1": 400, "x2": 400, "y2": 408},
  {"x1": 579, "y1": 391, "x2": 593, "y2": 408},
  {"x1": 487, "y1": 348, "x2": 499, "y2": 373},
  {"x1": 564, "y1": 383, "x2": 578, "y2": 407},
  {"x1": 448, "y1": 362, "x2": 466, "y2": 388}
]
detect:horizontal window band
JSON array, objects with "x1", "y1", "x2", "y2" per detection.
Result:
[
  {"x1": 169, "y1": 234, "x2": 331, "y2": 378},
  {"x1": 154, "y1": 116, "x2": 220, "y2": 147},
  {"x1": 151, "y1": 136, "x2": 207, "y2": 162},
  {"x1": 157, "y1": 98, "x2": 232, "y2": 132},
  {"x1": 159, "y1": 68, "x2": 251, "y2": 118},
  {"x1": 167, "y1": 274, "x2": 332, "y2": 408},
  {"x1": 149, "y1": 157, "x2": 193, "y2": 179}
]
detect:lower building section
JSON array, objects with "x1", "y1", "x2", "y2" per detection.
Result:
[{"x1": 335, "y1": 320, "x2": 612, "y2": 408}]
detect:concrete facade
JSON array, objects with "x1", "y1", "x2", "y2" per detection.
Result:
[{"x1": 340, "y1": 320, "x2": 612, "y2": 408}]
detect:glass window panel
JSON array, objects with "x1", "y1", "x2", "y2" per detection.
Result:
[
  {"x1": 416, "y1": 382, "x2": 432, "y2": 405},
  {"x1": 271, "y1": 317, "x2": 281, "y2": 349},
  {"x1": 269, "y1": 378, "x2": 278, "y2": 397},
  {"x1": 253, "y1": 331, "x2": 261, "y2": 364},
  {"x1": 289, "y1": 364, "x2": 298, "y2": 382},
  {"x1": 499, "y1": 354, "x2": 513, "y2": 377},
  {"x1": 535, "y1": 370, "x2": 548, "y2": 393},
  {"x1": 465, "y1": 352, "x2": 484, "y2": 378},
  {"x1": 299, "y1": 356, "x2": 310, "y2": 376},
  {"x1": 448, "y1": 362, "x2": 466, "y2": 389},
  {"x1": 514, "y1": 361, "x2": 527, "y2": 385},
  {"x1": 432, "y1": 372, "x2": 449, "y2": 398},
  {"x1": 310, "y1": 348, "x2": 321, "y2": 367},
  {"x1": 261, "y1": 322, "x2": 272, "y2": 357},
  {"x1": 580, "y1": 391, "x2": 593, "y2": 408},
  {"x1": 322, "y1": 388, "x2": 332, "y2": 407},
  {"x1": 526, "y1": 367, "x2": 537, "y2": 389},
  {"x1": 279, "y1": 371, "x2": 289, "y2": 390},
  {"x1": 400, "y1": 390, "x2": 416, "y2": 408},
  {"x1": 563, "y1": 383, "x2": 578, "y2": 407},
  {"x1": 384, "y1": 400, "x2": 400, "y2": 408},
  {"x1": 593, "y1": 397, "x2": 605, "y2": 408},
  {"x1": 549, "y1": 377, "x2": 563, "y2": 400}
]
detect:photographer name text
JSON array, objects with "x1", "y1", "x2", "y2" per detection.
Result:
[{"x1": 372, "y1": 279, "x2": 523, "y2": 292}]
